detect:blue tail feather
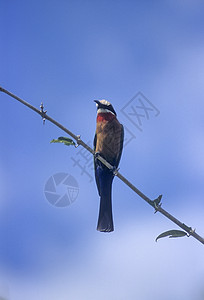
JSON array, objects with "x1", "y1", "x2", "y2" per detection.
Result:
[{"x1": 95, "y1": 165, "x2": 114, "y2": 232}]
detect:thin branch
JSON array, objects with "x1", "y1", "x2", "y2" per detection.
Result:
[{"x1": 1, "y1": 86, "x2": 204, "y2": 245}]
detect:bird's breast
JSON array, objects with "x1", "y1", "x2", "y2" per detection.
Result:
[{"x1": 95, "y1": 114, "x2": 122, "y2": 165}]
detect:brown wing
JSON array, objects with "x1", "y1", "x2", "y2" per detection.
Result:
[
  {"x1": 115, "y1": 123, "x2": 124, "y2": 168},
  {"x1": 93, "y1": 133, "x2": 101, "y2": 195},
  {"x1": 95, "y1": 118, "x2": 123, "y2": 166}
]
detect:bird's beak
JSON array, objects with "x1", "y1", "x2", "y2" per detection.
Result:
[{"x1": 94, "y1": 100, "x2": 100, "y2": 106}]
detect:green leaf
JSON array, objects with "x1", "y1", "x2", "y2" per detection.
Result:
[
  {"x1": 155, "y1": 230, "x2": 187, "y2": 242},
  {"x1": 50, "y1": 136, "x2": 76, "y2": 146}
]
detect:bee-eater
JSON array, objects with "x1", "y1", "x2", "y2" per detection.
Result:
[{"x1": 94, "y1": 100, "x2": 124, "y2": 232}]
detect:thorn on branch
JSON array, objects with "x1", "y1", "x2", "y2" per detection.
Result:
[
  {"x1": 185, "y1": 227, "x2": 195, "y2": 238},
  {"x1": 75, "y1": 135, "x2": 81, "y2": 148},
  {"x1": 181, "y1": 223, "x2": 194, "y2": 236},
  {"x1": 189, "y1": 227, "x2": 196, "y2": 235},
  {"x1": 40, "y1": 102, "x2": 47, "y2": 124},
  {"x1": 150, "y1": 194, "x2": 162, "y2": 213}
]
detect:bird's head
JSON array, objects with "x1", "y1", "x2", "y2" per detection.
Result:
[{"x1": 94, "y1": 99, "x2": 117, "y2": 116}]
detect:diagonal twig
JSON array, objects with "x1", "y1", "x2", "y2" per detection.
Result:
[{"x1": 1, "y1": 86, "x2": 204, "y2": 244}]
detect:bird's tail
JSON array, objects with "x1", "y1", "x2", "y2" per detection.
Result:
[{"x1": 97, "y1": 172, "x2": 114, "y2": 232}]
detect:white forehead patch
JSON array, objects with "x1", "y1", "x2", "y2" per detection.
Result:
[{"x1": 99, "y1": 99, "x2": 111, "y2": 106}]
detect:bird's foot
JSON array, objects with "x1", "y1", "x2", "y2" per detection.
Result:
[
  {"x1": 94, "y1": 152, "x2": 104, "y2": 168},
  {"x1": 94, "y1": 152, "x2": 101, "y2": 163},
  {"x1": 111, "y1": 166, "x2": 119, "y2": 176},
  {"x1": 94, "y1": 152, "x2": 100, "y2": 158}
]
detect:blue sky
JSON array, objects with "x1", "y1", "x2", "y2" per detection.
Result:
[{"x1": 1, "y1": 1, "x2": 204, "y2": 299}]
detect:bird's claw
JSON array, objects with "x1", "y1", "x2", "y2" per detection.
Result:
[
  {"x1": 94, "y1": 152, "x2": 104, "y2": 168},
  {"x1": 111, "y1": 166, "x2": 119, "y2": 176},
  {"x1": 94, "y1": 153, "x2": 119, "y2": 175},
  {"x1": 94, "y1": 152, "x2": 100, "y2": 163},
  {"x1": 94, "y1": 152, "x2": 100, "y2": 158}
]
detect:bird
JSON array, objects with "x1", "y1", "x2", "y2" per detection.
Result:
[{"x1": 94, "y1": 100, "x2": 124, "y2": 232}]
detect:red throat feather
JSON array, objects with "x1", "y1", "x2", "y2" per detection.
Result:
[{"x1": 97, "y1": 113, "x2": 116, "y2": 122}]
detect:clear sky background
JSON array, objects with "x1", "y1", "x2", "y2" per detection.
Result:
[{"x1": 1, "y1": 1, "x2": 204, "y2": 299}]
